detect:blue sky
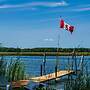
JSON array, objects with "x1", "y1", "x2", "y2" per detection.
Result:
[{"x1": 0, "y1": 0, "x2": 90, "y2": 48}]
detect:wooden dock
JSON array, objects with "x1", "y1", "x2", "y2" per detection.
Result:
[
  {"x1": 30, "y1": 70, "x2": 74, "y2": 82},
  {"x1": 12, "y1": 70, "x2": 74, "y2": 88},
  {"x1": 12, "y1": 80, "x2": 30, "y2": 88}
]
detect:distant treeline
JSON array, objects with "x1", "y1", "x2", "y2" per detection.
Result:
[{"x1": 0, "y1": 47, "x2": 90, "y2": 52}]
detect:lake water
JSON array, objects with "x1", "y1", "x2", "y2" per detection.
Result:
[{"x1": 2, "y1": 56, "x2": 90, "y2": 89}]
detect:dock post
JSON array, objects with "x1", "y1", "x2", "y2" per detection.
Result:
[
  {"x1": 43, "y1": 52, "x2": 46, "y2": 75},
  {"x1": 67, "y1": 56, "x2": 70, "y2": 80},
  {"x1": 40, "y1": 64, "x2": 43, "y2": 76},
  {"x1": 55, "y1": 65, "x2": 57, "y2": 79},
  {"x1": 74, "y1": 55, "x2": 77, "y2": 75}
]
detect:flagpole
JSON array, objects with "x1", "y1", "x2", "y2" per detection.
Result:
[
  {"x1": 56, "y1": 33, "x2": 60, "y2": 67},
  {"x1": 55, "y1": 17, "x2": 61, "y2": 79}
]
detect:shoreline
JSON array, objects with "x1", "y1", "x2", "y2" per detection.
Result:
[{"x1": 0, "y1": 52, "x2": 90, "y2": 56}]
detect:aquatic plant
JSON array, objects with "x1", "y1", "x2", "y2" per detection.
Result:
[
  {"x1": 0, "y1": 56, "x2": 7, "y2": 76},
  {"x1": 64, "y1": 54, "x2": 90, "y2": 90},
  {"x1": 7, "y1": 57, "x2": 26, "y2": 82}
]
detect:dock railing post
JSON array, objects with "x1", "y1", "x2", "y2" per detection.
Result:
[
  {"x1": 43, "y1": 52, "x2": 46, "y2": 75},
  {"x1": 74, "y1": 54, "x2": 77, "y2": 75},
  {"x1": 55, "y1": 32, "x2": 60, "y2": 80},
  {"x1": 55, "y1": 65, "x2": 57, "y2": 78},
  {"x1": 40, "y1": 64, "x2": 43, "y2": 76}
]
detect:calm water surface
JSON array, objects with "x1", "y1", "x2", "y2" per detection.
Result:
[{"x1": 2, "y1": 56, "x2": 90, "y2": 76}]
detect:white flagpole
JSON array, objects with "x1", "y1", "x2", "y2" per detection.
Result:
[{"x1": 55, "y1": 16, "x2": 61, "y2": 78}]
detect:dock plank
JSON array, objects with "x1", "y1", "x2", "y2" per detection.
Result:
[{"x1": 30, "y1": 70, "x2": 74, "y2": 82}]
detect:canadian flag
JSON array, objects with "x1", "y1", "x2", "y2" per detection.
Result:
[{"x1": 60, "y1": 19, "x2": 74, "y2": 34}]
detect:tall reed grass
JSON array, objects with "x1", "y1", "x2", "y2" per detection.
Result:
[
  {"x1": 64, "y1": 55, "x2": 90, "y2": 90},
  {"x1": 7, "y1": 58, "x2": 25, "y2": 82},
  {"x1": 0, "y1": 56, "x2": 26, "y2": 82}
]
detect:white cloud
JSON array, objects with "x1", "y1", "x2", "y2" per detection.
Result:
[
  {"x1": 0, "y1": 1, "x2": 68, "y2": 9},
  {"x1": 44, "y1": 38, "x2": 54, "y2": 42},
  {"x1": 30, "y1": 1, "x2": 68, "y2": 7},
  {"x1": 74, "y1": 7, "x2": 90, "y2": 12},
  {"x1": 0, "y1": 3, "x2": 29, "y2": 9},
  {"x1": 70, "y1": 4, "x2": 90, "y2": 12}
]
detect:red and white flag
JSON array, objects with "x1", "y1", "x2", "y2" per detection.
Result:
[{"x1": 60, "y1": 19, "x2": 74, "y2": 34}]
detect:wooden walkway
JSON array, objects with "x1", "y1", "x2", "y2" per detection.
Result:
[
  {"x1": 12, "y1": 70, "x2": 74, "y2": 88},
  {"x1": 30, "y1": 70, "x2": 74, "y2": 82},
  {"x1": 12, "y1": 80, "x2": 30, "y2": 88}
]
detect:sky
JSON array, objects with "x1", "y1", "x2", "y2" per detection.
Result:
[{"x1": 0, "y1": 0, "x2": 90, "y2": 48}]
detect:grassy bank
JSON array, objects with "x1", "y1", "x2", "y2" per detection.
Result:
[{"x1": 0, "y1": 52, "x2": 90, "y2": 56}]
